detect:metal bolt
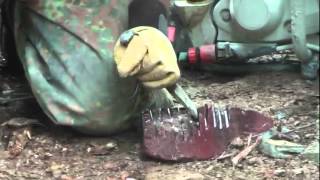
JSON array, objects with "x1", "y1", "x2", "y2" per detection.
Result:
[
  {"x1": 220, "y1": 9, "x2": 231, "y2": 22},
  {"x1": 167, "y1": 108, "x2": 171, "y2": 118},
  {"x1": 284, "y1": 20, "x2": 292, "y2": 33},
  {"x1": 0, "y1": 53, "x2": 7, "y2": 67},
  {"x1": 149, "y1": 110, "x2": 153, "y2": 121},
  {"x1": 119, "y1": 30, "x2": 136, "y2": 47}
]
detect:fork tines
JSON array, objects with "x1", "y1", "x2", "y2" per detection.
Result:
[{"x1": 212, "y1": 104, "x2": 230, "y2": 129}]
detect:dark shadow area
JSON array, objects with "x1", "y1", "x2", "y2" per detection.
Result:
[
  {"x1": 128, "y1": 0, "x2": 167, "y2": 29},
  {"x1": 0, "y1": 0, "x2": 24, "y2": 75}
]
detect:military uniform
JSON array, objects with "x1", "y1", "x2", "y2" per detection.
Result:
[{"x1": 13, "y1": 0, "x2": 176, "y2": 135}]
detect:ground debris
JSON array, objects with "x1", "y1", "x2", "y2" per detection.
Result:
[
  {"x1": 46, "y1": 162, "x2": 66, "y2": 178},
  {"x1": 145, "y1": 166, "x2": 205, "y2": 180},
  {"x1": 230, "y1": 137, "x2": 245, "y2": 148},
  {"x1": 60, "y1": 175, "x2": 76, "y2": 180},
  {"x1": 103, "y1": 161, "x2": 128, "y2": 171},
  {"x1": 302, "y1": 140, "x2": 319, "y2": 164},
  {"x1": 259, "y1": 132, "x2": 305, "y2": 158},
  {"x1": 7, "y1": 126, "x2": 32, "y2": 157},
  {"x1": 1, "y1": 118, "x2": 43, "y2": 157},
  {"x1": 0, "y1": 169, "x2": 43, "y2": 179},
  {"x1": 1, "y1": 117, "x2": 42, "y2": 127},
  {"x1": 231, "y1": 136, "x2": 261, "y2": 166},
  {"x1": 0, "y1": 70, "x2": 319, "y2": 179},
  {"x1": 274, "y1": 169, "x2": 286, "y2": 177},
  {"x1": 87, "y1": 141, "x2": 118, "y2": 155}
]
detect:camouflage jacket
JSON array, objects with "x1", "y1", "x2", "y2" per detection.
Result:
[{"x1": 13, "y1": 0, "x2": 170, "y2": 135}]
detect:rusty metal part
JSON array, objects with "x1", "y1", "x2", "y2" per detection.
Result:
[
  {"x1": 142, "y1": 104, "x2": 273, "y2": 161},
  {"x1": 290, "y1": 0, "x2": 312, "y2": 62}
]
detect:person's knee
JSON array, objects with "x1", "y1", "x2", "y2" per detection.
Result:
[{"x1": 72, "y1": 117, "x2": 134, "y2": 136}]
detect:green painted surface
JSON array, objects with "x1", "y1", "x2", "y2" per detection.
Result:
[{"x1": 13, "y1": 0, "x2": 145, "y2": 135}]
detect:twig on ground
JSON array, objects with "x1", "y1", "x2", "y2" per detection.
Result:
[
  {"x1": 0, "y1": 96, "x2": 34, "y2": 104},
  {"x1": 232, "y1": 136, "x2": 262, "y2": 166},
  {"x1": 216, "y1": 151, "x2": 238, "y2": 160},
  {"x1": 247, "y1": 133, "x2": 253, "y2": 146},
  {"x1": 284, "y1": 122, "x2": 317, "y2": 134},
  {"x1": 276, "y1": 132, "x2": 295, "y2": 141}
]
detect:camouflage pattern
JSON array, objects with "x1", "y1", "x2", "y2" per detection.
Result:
[{"x1": 13, "y1": 0, "x2": 149, "y2": 135}]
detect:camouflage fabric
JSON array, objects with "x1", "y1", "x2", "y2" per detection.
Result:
[{"x1": 13, "y1": 0, "x2": 146, "y2": 135}]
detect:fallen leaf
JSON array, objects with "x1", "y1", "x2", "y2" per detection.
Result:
[
  {"x1": 120, "y1": 171, "x2": 130, "y2": 180},
  {"x1": 7, "y1": 127, "x2": 32, "y2": 157}
]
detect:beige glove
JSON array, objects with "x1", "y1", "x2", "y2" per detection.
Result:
[{"x1": 114, "y1": 26, "x2": 180, "y2": 89}]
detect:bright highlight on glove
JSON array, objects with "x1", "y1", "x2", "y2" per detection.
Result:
[{"x1": 114, "y1": 26, "x2": 180, "y2": 89}]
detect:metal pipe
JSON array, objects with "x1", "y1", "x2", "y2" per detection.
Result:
[
  {"x1": 289, "y1": 0, "x2": 319, "y2": 79},
  {"x1": 290, "y1": 0, "x2": 312, "y2": 61},
  {"x1": 198, "y1": 63, "x2": 300, "y2": 75},
  {"x1": 307, "y1": 43, "x2": 320, "y2": 52}
]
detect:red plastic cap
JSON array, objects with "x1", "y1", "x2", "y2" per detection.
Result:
[
  {"x1": 188, "y1": 47, "x2": 197, "y2": 64},
  {"x1": 199, "y1": 44, "x2": 215, "y2": 64}
]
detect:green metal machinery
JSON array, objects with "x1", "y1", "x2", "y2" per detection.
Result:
[{"x1": 170, "y1": 0, "x2": 319, "y2": 79}]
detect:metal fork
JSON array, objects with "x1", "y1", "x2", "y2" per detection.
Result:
[
  {"x1": 147, "y1": 108, "x2": 173, "y2": 122},
  {"x1": 211, "y1": 105, "x2": 230, "y2": 129}
]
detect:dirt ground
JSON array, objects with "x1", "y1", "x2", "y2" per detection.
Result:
[{"x1": 0, "y1": 65, "x2": 319, "y2": 179}]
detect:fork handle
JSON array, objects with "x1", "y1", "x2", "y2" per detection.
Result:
[{"x1": 167, "y1": 84, "x2": 198, "y2": 120}]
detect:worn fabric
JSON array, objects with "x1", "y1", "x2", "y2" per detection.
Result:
[{"x1": 13, "y1": 0, "x2": 147, "y2": 135}]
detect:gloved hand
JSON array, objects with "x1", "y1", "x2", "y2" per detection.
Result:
[{"x1": 114, "y1": 26, "x2": 180, "y2": 89}]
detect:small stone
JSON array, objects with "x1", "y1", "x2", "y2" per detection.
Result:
[
  {"x1": 292, "y1": 168, "x2": 304, "y2": 175},
  {"x1": 275, "y1": 111, "x2": 287, "y2": 120},
  {"x1": 247, "y1": 157, "x2": 257, "y2": 165},
  {"x1": 106, "y1": 142, "x2": 117, "y2": 149},
  {"x1": 205, "y1": 165, "x2": 214, "y2": 171},
  {"x1": 103, "y1": 162, "x2": 119, "y2": 171},
  {"x1": 272, "y1": 54, "x2": 284, "y2": 61},
  {"x1": 86, "y1": 147, "x2": 92, "y2": 153},
  {"x1": 191, "y1": 164, "x2": 197, "y2": 169},
  {"x1": 231, "y1": 137, "x2": 244, "y2": 148},
  {"x1": 235, "y1": 163, "x2": 243, "y2": 169},
  {"x1": 293, "y1": 121, "x2": 300, "y2": 126},
  {"x1": 290, "y1": 133, "x2": 301, "y2": 142},
  {"x1": 125, "y1": 178, "x2": 136, "y2": 180},
  {"x1": 304, "y1": 134, "x2": 314, "y2": 139},
  {"x1": 216, "y1": 173, "x2": 222, "y2": 178},
  {"x1": 43, "y1": 152, "x2": 53, "y2": 160},
  {"x1": 120, "y1": 171, "x2": 130, "y2": 180},
  {"x1": 288, "y1": 117, "x2": 295, "y2": 122},
  {"x1": 47, "y1": 162, "x2": 64, "y2": 178},
  {"x1": 274, "y1": 169, "x2": 286, "y2": 177},
  {"x1": 275, "y1": 159, "x2": 286, "y2": 166}
]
